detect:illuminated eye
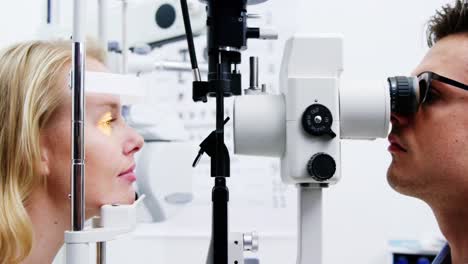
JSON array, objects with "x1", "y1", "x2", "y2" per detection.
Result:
[
  {"x1": 104, "y1": 119, "x2": 114, "y2": 126},
  {"x1": 98, "y1": 112, "x2": 114, "y2": 136}
]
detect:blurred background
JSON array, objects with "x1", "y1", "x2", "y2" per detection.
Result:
[{"x1": 0, "y1": 0, "x2": 451, "y2": 263}]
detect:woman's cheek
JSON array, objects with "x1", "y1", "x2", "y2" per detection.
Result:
[{"x1": 98, "y1": 123, "x2": 112, "y2": 136}]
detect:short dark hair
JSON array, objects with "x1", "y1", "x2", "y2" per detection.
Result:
[{"x1": 426, "y1": 0, "x2": 468, "y2": 47}]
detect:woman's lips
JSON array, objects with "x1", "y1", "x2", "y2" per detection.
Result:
[
  {"x1": 118, "y1": 172, "x2": 137, "y2": 183},
  {"x1": 118, "y1": 164, "x2": 136, "y2": 183}
]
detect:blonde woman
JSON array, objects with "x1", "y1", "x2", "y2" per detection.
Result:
[{"x1": 0, "y1": 40, "x2": 144, "y2": 263}]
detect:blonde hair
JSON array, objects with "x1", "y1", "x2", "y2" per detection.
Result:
[{"x1": 0, "y1": 40, "x2": 104, "y2": 263}]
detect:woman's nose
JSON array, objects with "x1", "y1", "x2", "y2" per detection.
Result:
[{"x1": 123, "y1": 128, "x2": 144, "y2": 156}]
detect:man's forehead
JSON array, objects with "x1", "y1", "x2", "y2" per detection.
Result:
[{"x1": 413, "y1": 34, "x2": 468, "y2": 82}]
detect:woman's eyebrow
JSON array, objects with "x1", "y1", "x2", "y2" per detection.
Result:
[
  {"x1": 91, "y1": 101, "x2": 121, "y2": 114},
  {"x1": 96, "y1": 102, "x2": 120, "y2": 110},
  {"x1": 90, "y1": 96, "x2": 120, "y2": 108}
]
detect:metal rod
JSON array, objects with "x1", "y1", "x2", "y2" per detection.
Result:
[
  {"x1": 192, "y1": 68, "x2": 201, "y2": 82},
  {"x1": 249, "y1": 56, "x2": 259, "y2": 89},
  {"x1": 153, "y1": 61, "x2": 207, "y2": 73},
  {"x1": 215, "y1": 62, "x2": 224, "y2": 176},
  {"x1": 47, "y1": 0, "x2": 61, "y2": 25},
  {"x1": 97, "y1": 242, "x2": 106, "y2": 264},
  {"x1": 211, "y1": 3, "x2": 228, "y2": 261},
  {"x1": 212, "y1": 177, "x2": 228, "y2": 263},
  {"x1": 47, "y1": 0, "x2": 52, "y2": 24},
  {"x1": 97, "y1": 0, "x2": 109, "y2": 54},
  {"x1": 71, "y1": 0, "x2": 86, "y2": 232},
  {"x1": 121, "y1": 0, "x2": 128, "y2": 74},
  {"x1": 297, "y1": 184, "x2": 322, "y2": 264},
  {"x1": 180, "y1": 0, "x2": 200, "y2": 71}
]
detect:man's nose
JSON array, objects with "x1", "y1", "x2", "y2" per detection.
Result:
[{"x1": 390, "y1": 112, "x2": 410, "y2": 127}]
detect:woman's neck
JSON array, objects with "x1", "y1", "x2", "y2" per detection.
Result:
[{"x1": 23, "y1": 187, "x2": 70, "y2": 264}]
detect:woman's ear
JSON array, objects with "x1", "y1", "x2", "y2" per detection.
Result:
[{"x1": 38, "y1": 138, "x2": 50, "y2": 176}]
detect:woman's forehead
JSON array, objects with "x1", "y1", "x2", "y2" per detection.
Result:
[
  {"x1": 86, "y1": 93, "x2": 121, "y2": 109},
  {"x1": 87, "y1": 58, "x2": 108, "y2": 72}
]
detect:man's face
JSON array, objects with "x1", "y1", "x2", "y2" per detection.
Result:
[{"x1": 387, "y1": 34, "x2": 468, "y2": 202}]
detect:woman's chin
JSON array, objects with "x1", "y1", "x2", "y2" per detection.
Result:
[
  {"x1": 92, "y1": 190, "x2": 137, "y2": 210},
  {"x1": 115, "y1": 189, "x2": 137, "y2": 205},
  {"x1": 123, "y1": 190, "x2": 137, "y2": 204}
]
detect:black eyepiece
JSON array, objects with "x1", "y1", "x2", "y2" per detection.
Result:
[{"x1": 387, "y1": 76, "x2": 420, "y2": 115}]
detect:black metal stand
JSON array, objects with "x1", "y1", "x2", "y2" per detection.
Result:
[
  {"x1": 180, "y1": 0, "x2": 269, "y2": 263},
  {"x1": 192, "y1": 2, "x2": 247, "y2": 263},
  {"x1": 193, "y1": 116, "x2": 231, "y2": 263}
]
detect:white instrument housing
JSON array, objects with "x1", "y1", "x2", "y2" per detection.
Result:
[{"x1": 233, "y1": 35, "x2": 390, "y2": 185}]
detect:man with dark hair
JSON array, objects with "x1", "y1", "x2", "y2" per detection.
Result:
[{"x1": 387, "y1": 0, "x2": 468, "y2": 263}]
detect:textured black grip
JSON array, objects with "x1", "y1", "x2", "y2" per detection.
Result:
[{"x1": 388, "y1": 76, "x2": 419, "y2": 115}]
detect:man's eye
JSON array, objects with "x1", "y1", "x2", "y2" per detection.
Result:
[{"x1": 424, "y1": 88, "x2": 439, "y2": 104}]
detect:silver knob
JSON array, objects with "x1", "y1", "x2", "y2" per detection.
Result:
[
  {"x1": 249, "y1": 56, "x2": 259, "y2": 89},
  {"x1": 259, "y1": 28, "x2": 278, "y2": 40},
  {"x1": 243, "y1": 231, "x2": 259, "y2": 252},
  {"x1": 314, "y1": 116, "x2": 322, "y2": 124},
  {"x1": 247, "y1": 14, "x2": 261, "y2": 19}
]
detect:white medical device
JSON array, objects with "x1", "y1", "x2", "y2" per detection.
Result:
[
  {"x1": 101, "y1": 0, "x2": 205, "y2": 49},
  {"x1": 42, "y1": 0, "x2": 205, "y2": 49},
  {"x1": 126, "y1": 103, "x2": 195, "y2": 222},
  {"x1": 65, "y1": 195, "x2": 146, "y2": 264},
  {"x1": 233, "y1": 34, "x2": 391, "y2": 264},
  {"x1": 42, "y1": 0, "x2": 207, "y2": 74}
]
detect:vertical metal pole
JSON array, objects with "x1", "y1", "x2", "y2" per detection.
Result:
[
  {"x1": 47, "y1": 0, "x2": 61, "y2": 25},
  {"x1": 47, "y1": 0, "x2": 52, "y2": 24},
  {"x1": 249, "y1": 57, "x2": 259, "y2": 89},
  {"x1": 297, "y1": 184, "x2": 323, "y2": 264},
  {"x1": 207, "y1": 1, "x2": 230, "y2": 263},
  {"x1": 213, "y1": 63, "x2": 228, "y2": 264},
  {"x1": 97, "y1": 242, "x2": 106, "y2": 264},
  {"x1": 71, "y1": 0, "x2": 86, "y2": 233},
  {"x1": 97, "y1": 0, "x2": 108, "y2": 53},
  {"x1": 121, "y1": 0, "x2": 128, "y2": 74}
]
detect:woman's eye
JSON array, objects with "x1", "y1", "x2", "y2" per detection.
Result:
[
  {"x1": 105, "y1": 118, "x2": 116, "y2": 126},
  {"x1": 97, "y1": 112, "x2": 117, "y2": 136}
]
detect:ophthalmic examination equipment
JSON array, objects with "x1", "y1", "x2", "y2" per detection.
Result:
[
  {"x1": 64, "y1": 0, "x2": 429, "y2": 262},
  {"x1": 181, "y1": 3, "x2": 428, "y2": 263},
  {"x1": 180, "y1": 0, "x2": 277, "y2": 263},
  {"x1": 233, "y1": 34, "x2": 433, "y2": 264}
]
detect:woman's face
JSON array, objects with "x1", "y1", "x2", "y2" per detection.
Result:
[{"x1": 40, "y1": 58, "x2": 144, "y2": 217}]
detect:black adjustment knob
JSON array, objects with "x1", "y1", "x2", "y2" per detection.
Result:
[
  {"x1": 302, "y1": 104, "x2": 336, "y2": 138},
  {"x1": 307, "y1": 153, "x2": 336, "y2": 182},
  {"x1": 387, "y1": 76, "x2": 419, "y2": 115},
  {"x1": 155, "y1": 4, "x2": 176, "y2": 29}
]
